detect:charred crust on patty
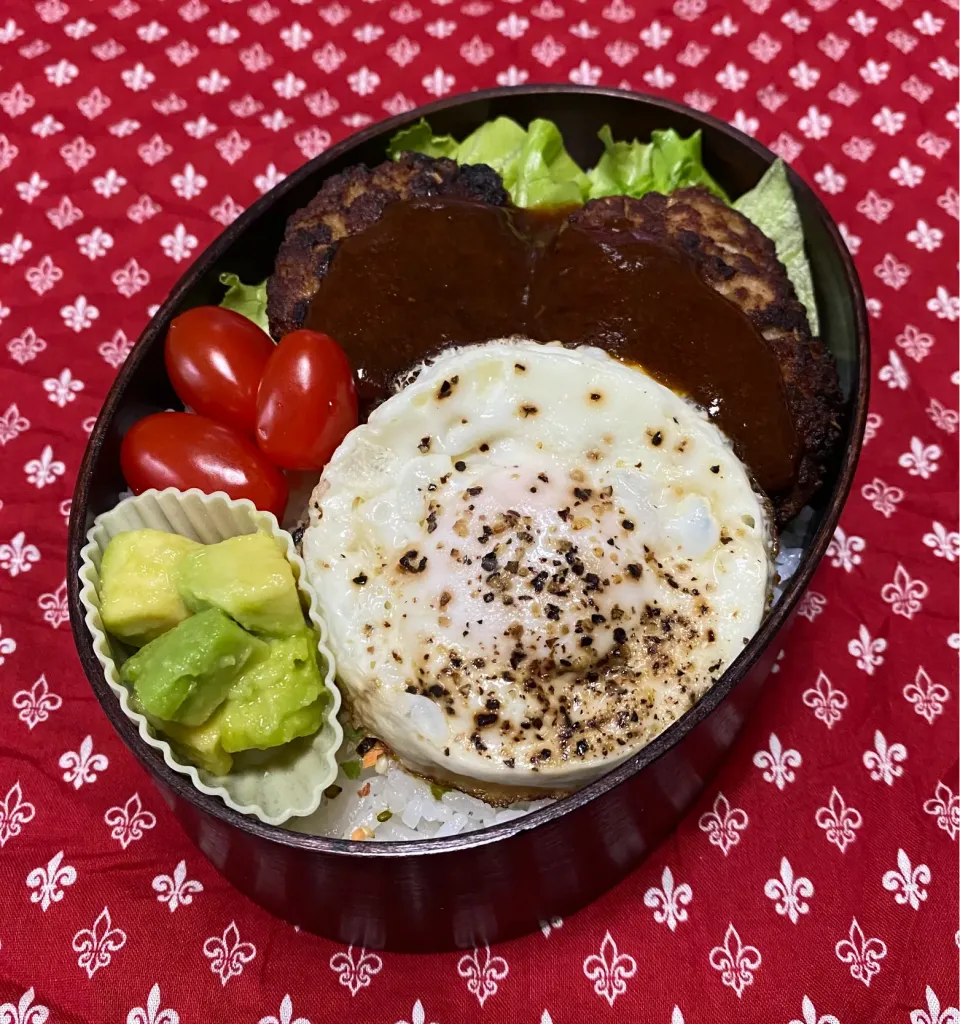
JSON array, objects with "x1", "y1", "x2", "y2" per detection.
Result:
[
  {"x1": 569, "y1": 188, "x2": 842, "y2": 523},
  {"x1": 267, "y1": 153, "x2": 509, "y2": 340}
]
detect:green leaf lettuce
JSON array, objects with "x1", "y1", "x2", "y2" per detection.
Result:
[
  {"x1": 218, "y1": 272, "x2": 270, "y2": 335},
  {"x1": 586, "y1": 126, "x2": 729, "y2": 202},
  {"x1": 733, "y1": 159, "x2": 818, "y2": 335}
]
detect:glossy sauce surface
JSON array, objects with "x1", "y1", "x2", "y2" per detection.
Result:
[{"x1": 307, "y1": 196, "x2": 799, "y2": 493}]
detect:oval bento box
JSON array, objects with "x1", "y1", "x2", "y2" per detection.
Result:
[{"x1": 67, "y1": 85, "x2": 869, "y2": 953}]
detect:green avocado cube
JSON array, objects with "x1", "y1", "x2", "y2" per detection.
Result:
[
  {"x1": 162, "y1": 716, "x2": 234, "y2": 776},
  {"x1": 100, "y1": 529, "x2": 201, "y2": 646},
  {"x1": 177, "y1": 532, "x2": 305, "y2": 637},
  {"x1": 121, "y1": 608, "x2": 266, "y2": 726},
  {"x1": 218, "y1": 632, "x2": 328, "y2": 752},
  {"x1": 127, "y1": 691, "x2": 234, "y2": 776}
]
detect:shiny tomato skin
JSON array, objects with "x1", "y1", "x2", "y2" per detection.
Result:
[
  {"x1": 165, "y1": 306, "x2": 274, "y2": 436},
  {"x1": 255, "y1": 330, "x2": 358, "y2": 471},
  {"x1": 121, "y1": 412, "x2": 288, "y2": 519}
]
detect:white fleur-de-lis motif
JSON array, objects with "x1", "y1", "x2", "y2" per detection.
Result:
[
  {"x1": 43, "y1": 367, "x2": 84, "y2": 406},
  {"x1": 826, "y1": 526, "x2": 866, "y2": 570},
  {"x1": 789, "y1": 995, "x2": 841, "y2": 1024},
  {"x1": 25, "y1": 849, "x2": 77, "y2": 911},
  {"x1": 881, "y1": 563, "x2": 929, "y2": 619},
  {"x1": 835, "y1": 918, "x2": 886, "y2": 986},
  {"x1": 802, "y1": 672, "x2": 848, "y2": 728},
  {"x1": 848, "y1": 624, "x2": 886, "y2": 675},
  {"x1": 909, "y1": 985, "x2": 960, "y2": 1024},
  {"x1": 882, "y1": 848, "x2": 930, "y2": 910},
  {"x1": 73, "y1": 906, "x2": 127, "y2": 978},
  {"x1": 863, "y1": 731, "x2": 907, "y2": 785},
  {"x1": 923, "y1": 521, "x2": 959, "y2": 561},
  {"x1": 643, "y1": 865, "x2": 693, "y2": 931},
  {"x1": 253, "y1": 163, "x2": 286, "y2": 195},
  {"x1": 861, "y1": 477, "x2": 903, "y2": 516},
  {"x1": 539, "y1": 915, "x2": 563, "y2": 937},
  {"x1": 127, "y1": 983, "x2": 180, "y2": 1024},
  {"x1": 0, "y1": 781, "x2": 35, "y2": 846},
  {"x1": 796, "y1": 590, "x2": 826, "y2": 621},
  {"x1": 12, "y1": 674, "x2": 62, "y2": 729},
  {"x1": 37, "y1": 580, "x2": 68, "y2": 628},
  {"x1": 764, "y1": 857, "x2": 813, "y2": 923},
  {"x1": 24, "y1": 445, "x2": 65, "y2": 489},
  {"x1": 815, "y1": 787, "x2": 863, "y2": 851},
  {"x1": 0, "y1": 987, "x2": 50, "y2": 1024},
  {"x1": 170, "y1": 163, "x2": 207, "y2": 200},
  {"x1": 394, "y1": 999, "x2": 436, "y2": 1024},
  {"x1": 160, "y1": 223, "x2": 198, "y2": 263},
  {"x1": 752, "y1": 733, "x2": 802, "y2": 789},
  {"x1": 203, "y1": 921, "x2": 256, "y2": 986},
  {"x1": 152, "y1": 860, "x2": 203, "y2": 911},
  {"x1": 59, "y1": 296, "x2": 98, "y2": 332},
  {"x1": 104, "y1": 792, "x2": 156, "y2": 848},
  {"x1": 898, "y1": 436, "x2": 941, "y2": 478},
  {"x1": 0, "y1": 531, "x2": 41, "y2": 576},
  {"x1": 903, "y1": 666, "x2": 950, "y2": 724},
  {"x1": 697, "y1": 792, "x2": 748, "y2": 855},
  {"x1": 923, "y1": 781, "x2": 959, "y2": 839},
  {"x1": 59, "y1": 734, "x2": 108, "y2": 789},
  {"x1": 583, "y1": 931, "x2": 636, "y2": 1007},
  {"x1": 457, "y1": 945, "x2": 509, "y2": 1006},
  {"x1": 328, "y1": 946, "x2": 382, "y2": 996},
  {"x1": 708, "y1": 923, "x2": 761, "y2": 998},
  {"x1": 258, "y1": 994, "x2": 310, "y2": 1024},
  {"x1": 0, "y1": 402, "x2": 30, "y2": 444}
]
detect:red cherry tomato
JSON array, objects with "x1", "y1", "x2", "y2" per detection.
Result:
[
  {"x1": 255, "y1": 330, "x2": 358, "y2": 471},
  {"x1": 121, "y1": 412, "x2": 288, "y2": 519},
  {"x1": 164, "y1": 306, "x2": 274, "y2": 436}
]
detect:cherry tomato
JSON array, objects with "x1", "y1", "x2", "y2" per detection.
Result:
[
  {"x1": 121, "y1": 412, "x2": 288, "y2": 519},
  {"x1": 165, "y1": 306, "x2": 274, "y2": 436},
  {"x1": 255, "y1": 330, "x2": 358, "y2": 471}
]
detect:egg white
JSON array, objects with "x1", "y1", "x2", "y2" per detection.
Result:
[{"x1": 302, "y1": 339, "x2": 774, "y2": 793}]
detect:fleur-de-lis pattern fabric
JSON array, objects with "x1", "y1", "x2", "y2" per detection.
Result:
[{"x1": 0, "y1": 0, "x2": 957, "y2": 1019}]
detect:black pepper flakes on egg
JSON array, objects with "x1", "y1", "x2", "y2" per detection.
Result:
[{"x1": 398, "y1": 550, "x2": 428, "y2": 573}]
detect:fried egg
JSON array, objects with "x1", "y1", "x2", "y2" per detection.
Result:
[{"x1": 302, "y1": 339, "x2": 774, "y2": 793}]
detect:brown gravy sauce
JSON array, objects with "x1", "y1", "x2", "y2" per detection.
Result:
[{"x1": 306, "y1": 196, "x2": 799, "y2": 493}]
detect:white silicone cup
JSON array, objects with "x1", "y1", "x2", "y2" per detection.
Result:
[{"x1": 78, "y1": 487, "x2": 343, "y2": 826}]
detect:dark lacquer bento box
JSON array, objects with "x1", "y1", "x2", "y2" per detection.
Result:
[{"x1": 68, "y1": 86, "x2": 869, "y2": 952}]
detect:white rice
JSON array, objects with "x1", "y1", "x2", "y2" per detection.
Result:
[
  {"x1": 292, "y1": 746, "x2": 550, "y2": 842},
  {"x1": 293, "y1": 543, "x2": 803, "y2": 842}
]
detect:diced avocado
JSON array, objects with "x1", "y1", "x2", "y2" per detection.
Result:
[
  {"x1": 99, "y1": 529, "x2": 201, "y2": 646},
  {"x1": 161, "y1": 715, "x2": 234, "y2": 776},
  {"x1": 218, "y1": 631, "x2": 327, "y2": 752},
  {"x1": 128, "y1": 690, "x2": 233, "y2": 776},
  {"x1": 177, "y1": 532, "x2": 305, "y2": 637},
  {"x1": 121, "y1": 608, "x2": 266, "y2": 726}
]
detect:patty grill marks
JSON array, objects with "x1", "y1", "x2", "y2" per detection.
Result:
[{"x1": 266, "y1": 152, "x2": 509, "y2": 340}]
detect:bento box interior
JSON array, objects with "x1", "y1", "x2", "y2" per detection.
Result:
[{"x1": 72, "y1": 88, "x2": 866, "y2": 870}]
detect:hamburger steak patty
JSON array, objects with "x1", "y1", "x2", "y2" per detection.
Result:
[
  {"x1": 266, "y1": 152, "x2": 509, "y2": 340},
  {"x1": 569, "y1": 190, "x2": 842, "y2": 523}
]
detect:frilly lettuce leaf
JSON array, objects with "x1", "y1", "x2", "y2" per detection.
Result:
[
  {"x1": 733, "y1": 159, "x2": 819, "y2": 335},
  {"x1": 386, "y1": 118, "x2": 460, "y2": 161},
  {"x1": 218, "y1": 272, "x2": 270, "y2": 334},
  {"x1": 388, "y1": 116, "x2": 588, "y2": 209},
  {"x1": 586, "y1": 126, "x2": 729, "y2": 201}
]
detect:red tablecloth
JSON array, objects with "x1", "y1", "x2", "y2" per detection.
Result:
[{"x1": 0, "y1": 0, "x2": 957, "y2": 1020}]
